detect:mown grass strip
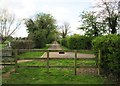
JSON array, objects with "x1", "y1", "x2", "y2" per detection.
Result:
[
  {"x1": 60, "y1": 45, "x2": 94, "y2": 54},
  {"x1": 2, "y1": 66, "x2": 112, "y2": 84},
  {"x1": 17, "y1": 45, "x2": 50, "y2": 58},
  {"x1": 2, "y1": 45, "x2": 50, "y2": 74}
]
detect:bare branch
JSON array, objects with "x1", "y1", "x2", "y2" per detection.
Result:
[
  {"x1": 7, "y1": 15, "x2": 15, "y2": 36},
  {"x1": 0, "y1": 9, "x2": 21, "y2": 42},
  {"x1": 8, "y1": 21, "x2": 21, "y2": 36},
  {"x1": 59, "y1": 22, "x2": 71, "y2": 38}
]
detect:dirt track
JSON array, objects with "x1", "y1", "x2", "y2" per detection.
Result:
[
  {"x1": 41, "y1": 41, "x2": 95, "y2": 58},
  {"x1": 2, "y1": 41, "x2": 97, "y2": 76},
  {"x1": 41, "y1": 41, "x2": 97, "y2": 74}
]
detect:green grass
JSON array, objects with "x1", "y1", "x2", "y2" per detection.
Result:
[
  {"x1": 0, "y1": 43, "x2": 6, "y2": 49},
  {"x1": 18, "y1": 60, "x2": 96, "y2": 67},
  {"x1": 2, "y1": 64, "x2": 111, "y2": 84},
  {"x1": 2, "y1": 45, "x2": 50, "y2": 75},
  {"x1": 2, "y1": 66, "x2": 15, "y2": 74},
  {"x1": 78, "y1": 50, "x2": 94, "y2": 54},
  {"x1": 60, "y1": 45, "x2": 69, "y2": 50},
  {"x1": 18, "y1": 60, "x2": 46, "y2": 66},
  {"x1": 2, "y1": 44, "x2": 113, "y2": 84},
  {"x1": 17, "y1": 45, "x2": 50, "y2": 58},
  {"x1": 60, "y1": 45, "x2": 94, "y2": 54},
  {"x1": 17, "y1": 52, "x2": 43, "y2": 58},
  {"x1": 2, "y1": 59, "x2": 113, "y2": 84},
  {"x1": 50, "y1": 60, "x2": 96, "y2": 66},
  {"x1": 77, "y1": 60, "x2": 96, "y2": 66},
  {"x1": 3, "y1": 69, "x2": 103, "y2": 84},
  {"x1": 2, "y1": 69, "x2": 102, "y2": 84}
]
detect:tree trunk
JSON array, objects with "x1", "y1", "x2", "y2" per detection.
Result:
[{"x1": 111, "y1": 27, "x2": 117, "y2": 34}]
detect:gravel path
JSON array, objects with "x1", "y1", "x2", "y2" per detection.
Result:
[
  {"x1": 41, "y1": 41, "x2": 95, "y2": 58},
  {"x1": 41, "y1": 41, "x2": 97, "y2": 74},
  {"x1": 2, "y1": 41, "x2": 97, "y2": 76}
]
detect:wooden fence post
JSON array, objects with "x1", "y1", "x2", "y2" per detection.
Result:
[
  {"x1": 14, "y1": 49, "x2": 18, "y2": 73},
  {"x1": 98, "y1": 49, "x2": 101, "y2": 75},
  {"x1": 47, "y1": 50, "x2": 49, "y2": 73},
  {"x1": 74, "y1": 50, "x2": 77, "y2": 75}
]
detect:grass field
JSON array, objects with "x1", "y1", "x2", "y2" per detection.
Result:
[
  {"x1": 61, "y1": 45, "x2": 94, "y2": 54},
  {"x1": 2, "y1": 45, "x2": 113, "y2": 84},
  {"x1": 18, "y1": 59, "x2": 96, "y2": 67},
  {"x1": 2, "y1": 54, "x2": 113, "y2": 84},
  {"x1": 2, "y1": 66, "x2": 14, "y2": 74},
  {"x1": 2, "y1": 45, "x2": 50, "y2": 76},
  {"x1": 17, "y1": 45, "x2": 50, "y2": 59},
  {"x1": 2, "y1": 68, "x2": 108, "y2": 84},
  {"x1": 2, "y1": 59, "x2": 112, "y2": 84}
]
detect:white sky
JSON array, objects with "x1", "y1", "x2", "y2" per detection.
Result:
[{"x1": 0, "y1": 0, "x2": 95, "y2": 37}]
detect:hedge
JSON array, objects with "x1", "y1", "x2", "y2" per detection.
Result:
[
  {"x1": 60, "y1": 38, "x2": 68, "y2": 48},
  {"x1": 92, "y1": 34, "x2": 120, "y2": 82},
  {"x1": 60, "y1": 35, "x2": 93, "y2": 50},
  {"x1": 11, "y1": 40, "x2": 35, "y2": 49},
  {"x1": 33, "y1": 31, "x2": 46, "y2": 48}
]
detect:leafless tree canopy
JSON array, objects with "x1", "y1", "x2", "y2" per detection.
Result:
[
  {"x1": 0, "y1": 9, "x2": 21, "y2": 39},
  {"x1": 59, "y1": 22, "x2": 70, "y2": 38},
  {"x1": 93, "y1": 0, "x2": 119, "y2": 34}
]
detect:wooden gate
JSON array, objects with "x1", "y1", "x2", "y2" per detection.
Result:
[{"x1": 1, "y1": 49, "x2": 101, "y2": 75}]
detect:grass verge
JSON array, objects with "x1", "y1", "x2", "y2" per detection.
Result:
[
  {"x1": 2, "y1": 44, "x2": 50, "y2": 74},
  {"x1": 18, "y1": 60, "x2": 96, "y2": 67},
  {"x1": 17, "y1": 44, "x2": 50, "y2": 58},
  {"x1": 2, "y1": 44, "x2": 113, "y2": 84},
  {"x1": 2, "y1": 59, "x2": 113, "y2": 84},
  {"x1": 2, "y1": 60, "x2": 112, "y2": 84},
  {"x1": 2, "y1": 66, "x2": 14, "y2": 74}
]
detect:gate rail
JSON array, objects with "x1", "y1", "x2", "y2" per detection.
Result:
[{"x1": 1, "y1": 49, "x2": 101, "y2": 75}]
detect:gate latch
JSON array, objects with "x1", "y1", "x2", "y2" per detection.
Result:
[{"x1": 59, "y1": 51, "x2": 65, "y2": 54}]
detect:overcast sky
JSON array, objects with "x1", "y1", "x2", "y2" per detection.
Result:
[{"x1": 0, "y1": 0, "x2": 95, "y2": 37}]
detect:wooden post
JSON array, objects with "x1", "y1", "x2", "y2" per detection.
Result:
[
  {"x1": 47, "y1": 50, "x2": 49, "y2": 73},
  {"x1": 14, "y1": 49, "x2": 18, "y2": 73},
  {"x1": 98, "y1": 49, "x2": 101, "y2": 75},
  {"x1": 74, "y1": 50, "x2": 77, "y2": 75}
]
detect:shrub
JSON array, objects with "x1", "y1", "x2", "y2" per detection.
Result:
[
  {"x1": 11, "y1": 40, "x2": 35, "y2": 49},
  {"x1": 33, "y1": 31, "x2": 46, "y2": 48},
  {"x1": 46, "y1": 33, "x2": 55, "y2": 44},
  {"x1": 60, "y1": 35, "x2": 93, "y2": 50},
  {"x1": 67, "y1": 35, "x2": 92, "y2": 50},
  {"x1": 57, "y1": 39, "x2": 61, "y2": 44},
  {"x1": 60, "y1": 38, "x2": 68, "y2": 48},
  {"x1": 92, "y1": 34, "x2": 120, "y2": 82}
]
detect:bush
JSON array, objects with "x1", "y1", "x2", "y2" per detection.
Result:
[
  {"x1": 60, "y1": 35, "x2": 93, "y2": 50},
  {"x1": 68, "y1": 35, "x2": 92, "y2": 50},
  {"x1": 57, "y1": 39, "x2": 61, "y2": 44},
  {"x1": 11, "y1": 40, "x2": 35, "y2": 49},
  {"x1": 33, "y1": 31, "x2": 46, "y2": 48},
  {"x1": 60, "y1": 38, "x2": 68, "y2": 48},
  {"x1": 46, "y1": 33, "x2": 55, "y2": 44},
  {"x1": 92, "y1": 34, "x2": 120, "y2": 82}
]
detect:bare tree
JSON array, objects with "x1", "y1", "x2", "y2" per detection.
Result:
[
  {"x1": 94, "y1": 0, "x2": 119, "y2": 34},
  {"x1": 0, "y1": 9, "x2": 21, "y2": 43},
  {"x1": 59, "y1": 22, "x2": 70, "y2": 38}
]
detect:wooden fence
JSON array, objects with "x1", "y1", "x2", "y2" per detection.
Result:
[{"x1": 1, "y1": 49, "x2": 101, "y2": 75}]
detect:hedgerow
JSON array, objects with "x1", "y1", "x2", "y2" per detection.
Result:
[
  {"x1": 11, "y1": 40, "x2": 35, "y2": 49},
  {"x1": 92, "y1": 34, "x2": 120, "y2": 82},
  {"x1": 60, "y1": 35, "x2": 93, "y2": 50}
]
